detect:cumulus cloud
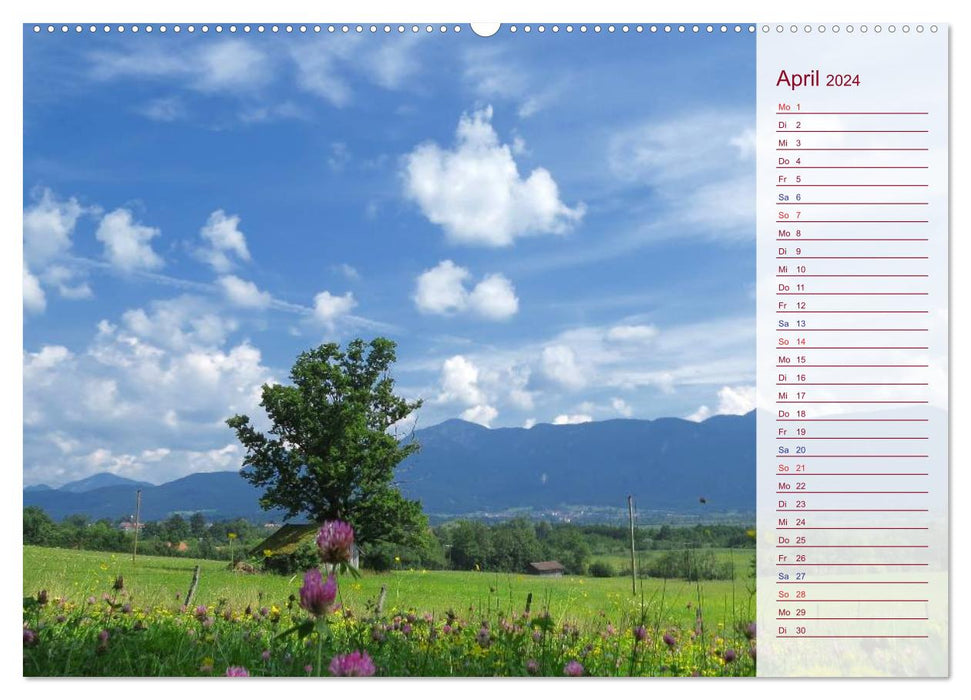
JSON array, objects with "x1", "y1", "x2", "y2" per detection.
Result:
[
  {"x1": 685, "y1": 385, "x2": 756, "y2": 423},
  {"x1": 95, "y1": 209, "x2": 164, "y2": 272},
  {"x1": 23, "y1": 189, "x2": 86, "y2": 266},
  {"x1": 541, "y1": 345, "x2": 586, "y2": 390},
  {"x1": 437, "y1": 355, "x2": 485, "y2": 406},
  {"x1": 218, "y1": 275, "x2": 272, "y2": 309},
  {"x1": 117, "y1": 296, "x2": 237, "y2": 352},
  {"x1": 23, "y1": 306, "x2": 276, "y2": 485},
  {"x1": 197, "y1": 210, "x2": 251, "y2": 272},
  {"x1": 41, "y1": 265, "x2": 93, "y2": 300},
  {"x1": 685, "y1": 405, "x2": 712, "y2": 423},
  {"x1": 412, "y1": 314, "x2": 754, "y2": 426},
  {"x1": 403, "y1": 106, "x2": 584, "y2": 246},
  {"x1": 24, "y1": 345, "x2": 73, "y2": 383},
  {"x1": 23, "y1": 268, "x2": 46, "y2": 314},
  {"x1": 461, "y1": 404, "x2": 498, "y2": 427},
  {"x1": 715, "y1": 385, "x2": 757, "y2": 414},
  {"x1": 553, "y1": 413, "x2": 592, "y2": 425},
  {"x1": 414, "y1": 260, "x2": 470, "y2": 315},
  {"x1": 611, "y1": 397, "x2": 633, "y2": 417},
  {"x1": 414, "y1": 260, "x2": 519, "y2": 320},
  {"x1": 313, "y1": 291, "x2": 356, "y2": 325},
  {"x1": 468, "y1": 274, "x2": 519, "y2": 320},
  {"x1": 523, "y1": 418, "x2": 537, "y2": 429}
]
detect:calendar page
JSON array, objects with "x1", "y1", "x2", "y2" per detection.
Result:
[{"x1": 19, "y1": 17, "x2": 949, "y2": 681}]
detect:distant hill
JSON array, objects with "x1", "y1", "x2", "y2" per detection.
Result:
[
  {"x1": 23, "y1": 472, "x2": 285, "y2": 522},
  {"x1": 398, "y1": 412, "x2": 755, "y2": 514},
  {"x1": 58, "y1": 473, "x2": 154, "y2": 494},
  {"x1": 23, "y1": 412, "x2": 755, "y2": 521}
]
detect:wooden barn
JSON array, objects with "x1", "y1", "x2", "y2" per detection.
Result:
[{"x1": 527, "y1": 560, "x2": 566, "y2": 577}]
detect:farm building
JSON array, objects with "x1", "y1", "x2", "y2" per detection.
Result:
[
  {"x1": 527, "y1": 561, "x2": 566, "y2": 577},
  {"x1": 249, "y1": 523, "x2": 359, "y2": 571}
]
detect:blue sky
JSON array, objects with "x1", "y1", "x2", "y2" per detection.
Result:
[{"x1": 23, "y1": 26, "x2": 756, "y2": 486}]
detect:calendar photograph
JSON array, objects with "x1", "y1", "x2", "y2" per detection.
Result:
[{"x1": 20, "y1": 19, "x2": 947, "y2": 680}]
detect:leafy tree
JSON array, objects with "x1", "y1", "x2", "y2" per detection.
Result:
[
  {"x1": 23, "y1": 507, "x2": 55, "y2": 545},
  {"x1": 544, "y1": 525, "x2": 591, "y2": 574},
  {"x1": 226, "y1": 338, "x2": 425, "y2": 547},
  {"x1": 489, "y1": 518, "x2": 541, "y2": 572},
  {"x1": 163, "y1": 514, "x2": 190, "y2": 541},
  {"x1": 189, "y1": 512, "x2": 207, "y2": 538},
  {"x1": 447, "y1": 520, "x2": 494, "y2": 570}
]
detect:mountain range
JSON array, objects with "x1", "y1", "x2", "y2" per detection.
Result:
[{"x1": 23, "y1": 412, "x2": 755, "y2": 522}]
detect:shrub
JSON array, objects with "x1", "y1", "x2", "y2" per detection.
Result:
[
  {"x1": 588, "y1": 560, "x2": 617, "y2": 578},
  {"x1": 362, "y1": 543, "x2": 395, "y2": 572},
  {"x1": 643, "y1": 549, "x2": 733, "y2": 581}
]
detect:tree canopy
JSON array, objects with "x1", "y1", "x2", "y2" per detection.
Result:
[{"x1": 226, "y1": 338, "x2": 425, "y2": 547}]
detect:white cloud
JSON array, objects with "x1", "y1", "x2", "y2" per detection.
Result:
[
  {"x1": 414, "y1": 260, "x2": 519, "y2": 320},
  {"x1": 607, "y1": 324, "x2": 658, "y2": 343},
  {"x1": 118, "y1": 296, "x2": 237, "y2": 352},
  {"x1": 716, "y1": 385, "x2": 757, "y2": 415},
  {"x1": 553, "y1": 413, "x2": 593, "y2": 425},
  {"x1": 24, "y1": 345, "x2": 73, "y2": 382},
  {"x1": 608, "y1": 111, "x2": 755, "y2": 238},
  {"x1": 90, "y1": 40, "x2": 272, "y2": 94},
  {"x1": 42, "y1": 265, "x2": 93, "y2": 300},
  {"x1": 196, "y1": 41, "x2": 270, "y2": 91},
  {"x1": 218, "y1": 275, "x2": 272, "y2": 309},
  {"x1": 289, "y1": 41, "x2": 355, "y2": 107},
  {"x1": 685, "y1": 385, "x2": 756, "y2": 423},
  {"x1": 468, "y1": 274, "x2": 519, "y2": 320},
  {"x1": 685, "y1": 405, "x2": 712, "y2": 423},
  {"x1": 23, "y1": 303, "x2": 279, "y2": 486},
  {"x1": 403, "y1": 106, "x2": 584, "y2": 246},
  {"x1": 611, "y1": 397, "x2": 633, "y2": 417},
  {"x1": 335, "y1": 263, "x2": 359, "y2": 280},
  {"x1": 197, "y1": 210, "x2": 251, "y2": 272},
  {"x1": 523, "y1": 418, "x2": 537, "y2": 429},
  {"x1": 414, "y1": 260, "x2": 470, "y2": 315},
  {"x1": 23, "y1": 189, "x2": 86, "y2": 266},
  {"x1": 289, "y1": 35, "x2": 423, "y2": 107},
  {"x1": 508, "y1": 388, "x2": 534, "y2": 411},
  {"x1": 541, "y1": 345, "x2": 586, "y2": 389},
  {"x1": 462, "y1": 46, "x2": 560, "y2": 119},
  {"x1": 23, "y1": 268, "x2": 46, "y2": 314},
  {"x1": 409, "y1": 314, "x2": 754, "y2": 427},
  {"x1": 365, "y1": 36, "x2": 423, "y2": 89},
  {"x1": 461, "y1": 404, "x2": 498, "y2": 427},
  {"x1": 95, "y1": 208, "x2": 164, "y2": 272},
  {"x1": 313, "y1": 291, "x2": 357, "y2": 325},
  {"x1": 437, "y1": 355, "x2": 485, "y2": 406}
]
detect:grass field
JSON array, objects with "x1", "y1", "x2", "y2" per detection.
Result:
[
  {"x1": 23, "y1": 545, "x2": 757, "y2": 677},
  {"x1": 24, "y1": 546, "x2": 754, "y2": 630}
]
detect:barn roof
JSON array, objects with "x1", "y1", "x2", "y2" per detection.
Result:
[
  {"x1": 248, "y1": 523, "x2": 318, "y2": 557},
  {"x1": 528, "y1": 560, "x2": 566, "y2": 572}
]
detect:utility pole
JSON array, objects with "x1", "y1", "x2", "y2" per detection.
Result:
[
  {"x1": 132, "y1": 489, "x2": 142, "y2": 563},
  {"x1": 627, "y1": 495, "x2": 637, "y2": 595}
]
